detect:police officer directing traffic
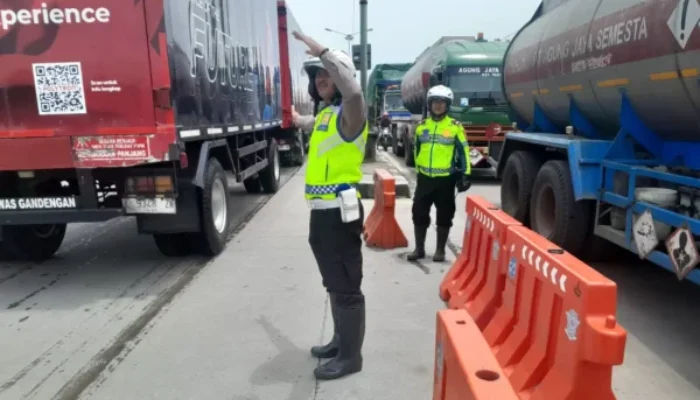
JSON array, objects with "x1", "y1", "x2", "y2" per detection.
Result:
[
  {"x1": 291, "y1": 31, "x2": 368, "y2": 381},
  {"x1": 407, "y1": 85, "x2": 471, "y2": 262}
]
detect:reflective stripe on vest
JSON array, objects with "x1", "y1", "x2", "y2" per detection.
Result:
[{"x1": 304, "y1": 105, "x2": 368, "y2": 200}]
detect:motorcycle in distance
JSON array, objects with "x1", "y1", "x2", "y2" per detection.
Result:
[{"x1": 377, "y1": 112, "x2": 392, "y2": 151}]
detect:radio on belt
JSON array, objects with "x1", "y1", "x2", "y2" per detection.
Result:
[{"x1": 338, "y1": 185, "x2": 360, "y2": 223}]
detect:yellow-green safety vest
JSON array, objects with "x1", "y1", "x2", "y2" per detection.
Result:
[
  {"x1": 414, "y1": 116, "x2": 471, "y2": 177},
  {"x1": 305, "y1": 105, "x2": 368, "y2": 200}
]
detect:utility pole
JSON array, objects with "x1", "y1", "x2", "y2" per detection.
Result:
[
  {"x1": 324, "y1": 27, "x2": 372, "y2": 57},
  {"x1": 359, "y1": 0, "x2": 368, "y2": 95}
]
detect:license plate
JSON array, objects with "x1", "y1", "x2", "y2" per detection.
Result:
[
  {"x1": 470, "y1": 149, "x2": 484, "y2": 166},
  {"x1": 278, "y1": 144, "x2": 291, "y2": 151},
  {"x1": 122, "y1": 197, "x2": 176, "y2": 214}
]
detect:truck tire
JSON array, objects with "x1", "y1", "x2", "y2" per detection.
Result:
[
  {"x1": 153, "y1": 233, "x2": 193, "y2": 257},
  {"x1": 405, "y1": 141, "x2": 415, "y2": 167},
  {"x1": 395, "y1": 127, "x2": 406, "y2": 157},
  {"x1": 192, "y1": 158, "x2": 232, "y2": 256},
  {"x1": 529, "y1": 160, "x2": 590, "y2": 255},
  {"x1": 1, "y1": 224, "x2": 66, "y2": 262},
  {"x1": 501, "y1": 150, "x2": 542, "y2": 224},
  {"x1": 292, "y1": 131, "x2": 305, "y2": 166},
  {"x1": 260, "y1": 139, "x2": 281, "y2": 193}
]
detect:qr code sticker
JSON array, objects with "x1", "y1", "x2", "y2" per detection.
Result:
[{"x1": 32, "y1": 62, "x2": 87, "y2": 116}]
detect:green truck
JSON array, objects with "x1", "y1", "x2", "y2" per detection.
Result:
[
  {"x1": 366, "y1": 63, "x2": 414, "y2": 152},
  {"x1": 400, "y1": 35, "x2": 514, "y2": 175}
]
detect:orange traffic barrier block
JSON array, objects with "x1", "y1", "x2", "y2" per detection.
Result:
[
  {"x1": 482, "y1": 226, "x2": 627, "y2": 400},
  {"x1": 363, "y1": 169, "x2": 408, "y2": 249},
  {"x1": 433, "y1": 309, "x2": 519, "y2": 400},
  {"x1": 439, "y1": 196, "x2": 521, "y2": 329}
]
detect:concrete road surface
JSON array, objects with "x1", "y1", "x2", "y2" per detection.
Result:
[
  {"x1": 381, "y1": 150, "x2": 700, "y2": 399},
  {"x1": 0, "y1": 168, "x2": 298, "y2": 400}
]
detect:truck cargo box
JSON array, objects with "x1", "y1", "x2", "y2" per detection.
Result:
[{"x1": 0, "y1": 0, "x2": 310, "y2": 170}]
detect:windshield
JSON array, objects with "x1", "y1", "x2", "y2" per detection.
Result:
[
  {"x1": 445, "y1": 66, "x2": 506, "y2": 106},
  {"x1": 384, "y1": 93, "x2": 406, "y2": 111}
]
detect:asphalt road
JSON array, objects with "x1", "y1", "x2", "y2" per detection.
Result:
[
  {"x1": 0, "y1": 167, "x2": 298, "y2": 400},
  {"x1": 380, "y1": 149, "x2": 700, "y2": 398}
]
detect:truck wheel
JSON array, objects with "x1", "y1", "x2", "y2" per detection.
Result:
[
  {"x1": 501, "y1": 150, "x2": 542, "y2": 224},
  {"x1": 405, "y1": 141, "x2": 415, "y2": 167},
  {"x1": 193, "y1": 158, "x2": 232, "y2": 256},
  {"x1": 1, "y1": 224, "x2": 66, "y2": 262},
  {"x1": 153, "y1": 233, "x2": 193, "y2": 257},
  {"x1": 529, "y1": 160, "x2": 590, "y2": 255},
  {"x1": 292, "y1": 132, "x2": 305, "y2": 166},
  {"x1": 260, "y1": 139, "x2": 281, "y2": 193}
]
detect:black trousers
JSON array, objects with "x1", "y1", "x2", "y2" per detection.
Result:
[
  {"x1": 309, "y1": 202, "x2": 365, "y2": 307},
  {"x1": 412, "y1": 173, "x2": 457, "y2": 229}
]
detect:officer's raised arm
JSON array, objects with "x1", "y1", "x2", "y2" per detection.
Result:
[
  {"x1": 318, "y1": 51, "x2": 366, "y2": 140},
  {"x1": 292, "y1": 31, "x2": 365, "y2": 140}
]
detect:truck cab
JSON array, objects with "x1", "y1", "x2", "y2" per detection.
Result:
[
  {"x1": 382, "y1": 88, "x2": 412, "y2": 153},
  {"x1": 441, "y1": 63, "x2": 513, "y2": 175}
]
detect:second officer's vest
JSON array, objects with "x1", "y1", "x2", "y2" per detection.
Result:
[
  {"x1": 305, "y1": 105, "x2": 368, "y2": 200},
  {"x1": 414, "y1": 116, "x2": 464, "y2": 177}
]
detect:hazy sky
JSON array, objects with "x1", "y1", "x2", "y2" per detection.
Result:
[{"x1": 285, "y1": 0, "x2": 543, "y2": 65}]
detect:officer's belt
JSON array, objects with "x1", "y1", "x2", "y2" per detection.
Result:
[{"x1": 308, "y1": 198, "x2": 341, "y2": 210}]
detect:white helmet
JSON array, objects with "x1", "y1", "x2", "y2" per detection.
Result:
[
  {"x1": 427, "y1": 85, "x2": 454, "y2": 103},
  {"x1": 303, "y1": 49, "x2": 357, "y2": 78}
]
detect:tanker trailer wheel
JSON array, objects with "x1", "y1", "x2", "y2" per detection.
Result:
[
  {"x1": 192, "y1": 157, "x2": 232, "y2": 256},
  {"x1": 1, "y1": 224, "x2": 66, "y2": 262},
  {"x1": 501, "y1": 150, "x2": 542, "y2": 224},
  {"x1": 529, "y1": 160, "x2": 590, "y2": 255},
  {"x1": 259, "y1": 139, "x2": 281, "y2": 194},
  {"x1": 292, "y1": 130, "x2": 305, "y2": 167},
  {"x1": 153, "y1": 233, "x2": 193, "y2": 257},
  {"x1": 395, "y1": 126, "x2": 406, "y2": 157},
  {"x1": 404, "y1": 140, "x2": 415, "y2": 167}
]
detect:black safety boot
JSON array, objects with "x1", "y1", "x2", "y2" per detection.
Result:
[
  {"x1": 314, "y1": 295, "x2": 365, "y2": 380},
  {"x1": 311, "y1": 294, "x2": 339, "y2": 358},
  {"x1": 407, "y1": 225, "x2": 428, "y2": 261},
  {"x1": 433, "y1": 226, "x2": 450, "y2": 262}
]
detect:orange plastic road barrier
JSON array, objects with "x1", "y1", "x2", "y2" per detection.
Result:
[
  {"x1": 439, "y1": 196, "x2": 521, "y2": 329},
  {"x1": 433, "y1": 309, "x2": 519, "y2": 400},
  {"x1": 482, "y1": 226, "x2": 627, "y2": 400},
  {"x1": 363, "y1": 169, "x2": 408, "y2": 249}
]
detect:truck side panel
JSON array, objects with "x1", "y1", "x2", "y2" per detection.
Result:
[{"x1": 167, "y1": 0, "x2": 283, "y2": 132}]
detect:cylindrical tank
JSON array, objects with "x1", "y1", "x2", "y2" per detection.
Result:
[
  {"x1": 401, "y1": 46, "x2": 440, "y2": 115},
  {"x1": 503, "y1": 0, "x2": 700, "y2": 141}
]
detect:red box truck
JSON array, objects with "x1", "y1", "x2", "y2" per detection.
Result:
[{"x1": 0, "y1": 0, "x2": 312, "y2": 260}]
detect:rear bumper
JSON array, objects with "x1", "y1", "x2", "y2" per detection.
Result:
[{"x1": 0, "y1": 209, "x2": 123, "y2": 225}]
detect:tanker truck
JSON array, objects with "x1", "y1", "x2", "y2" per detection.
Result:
[
  {"x1": 366, "y1": 63, "x2": 413, "y2": 155},
  {"x1": 498, "y1": 0, "x2": 700, "y2": 285},
  {"x1": 400, "y1": 35, "x2": 515, "y2": 175}
]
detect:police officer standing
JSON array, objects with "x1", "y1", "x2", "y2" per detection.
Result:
[
  {"x1": 407, "y1": 85, "x2": 471, "y2": 262},
  {"x1": 291, "y1": 31, "x2": 368, "y2": 381}
]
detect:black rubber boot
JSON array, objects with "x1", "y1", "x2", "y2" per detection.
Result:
[
  {"x1": 311, "y1": 294, "x2": 339, "y2": 358},
  {"x1": 314, "y1": 295, "x2": 365, "y2": 380},
  {"x1": 407, "y1": 225, "x2": 428, "y2": 261},
  {"x1": 433, "y1": 226, "x2": 450, "y2": 262}
]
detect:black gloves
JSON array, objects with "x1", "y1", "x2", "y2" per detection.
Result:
[{"x1": 456, "y1": 175, "x2": 471, "y2": 193}]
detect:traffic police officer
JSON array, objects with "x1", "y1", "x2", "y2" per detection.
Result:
[
  {"x1": 291, "y1": 31, "x2": 368, "y2": 381},
  {"x1": 407, "y1": 85, "x2": 471, "y2": 262}
]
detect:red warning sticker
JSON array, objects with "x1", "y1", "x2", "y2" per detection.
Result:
[{"x1": 73, "y1": 135, "x2": 151, "y2": 164}]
